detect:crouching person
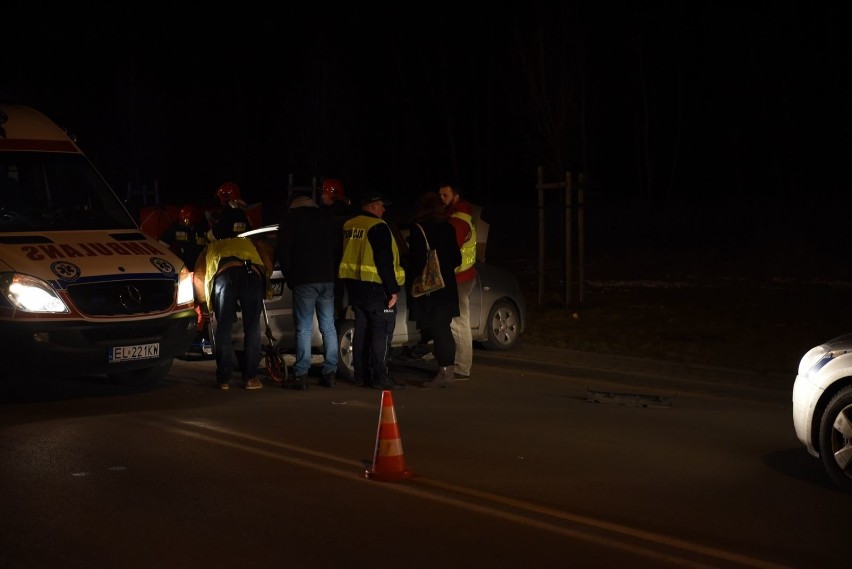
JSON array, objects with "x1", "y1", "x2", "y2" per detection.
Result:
[{"x1": 194, "y1": 214, "x2": 274, "y2": 390}]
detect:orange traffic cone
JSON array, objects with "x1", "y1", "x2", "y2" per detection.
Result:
[{"x1": 364, "y1": 390, "x2": 413, "y2": 482}]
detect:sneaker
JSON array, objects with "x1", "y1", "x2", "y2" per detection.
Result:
[
  {"x1": 217, "y1": 382, "x2": 230, "y2": 390},
  {"x1": 319, "y1": 373, "x2": 336, "y2": 388},
  {"x1": 245, "y1": 378, "x2": 263, "y2": 390},
  {"x1": 454, "y1": 373, "x2": 470, "y2": 381},
  {"x1": 282, "y1": 375, "x2": 309, "y2": 390}
]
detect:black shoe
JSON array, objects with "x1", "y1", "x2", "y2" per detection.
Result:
[
  {"x1": 408, "y1": 344, "x2": 434, "y2": 361},
  {"x1": 319, "y1": 373, "x2": 336, "y2": 388},
  {"x1": 282, "y1": 375, "x2": 309, "y2": 390}
]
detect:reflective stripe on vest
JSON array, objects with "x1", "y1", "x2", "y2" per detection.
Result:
[
  {"x1": 338, "y1": 216, "x2": 405, "y2": 285},
  {"x1": 452, "y1": 210, "x2": 476, "y2": 272}
]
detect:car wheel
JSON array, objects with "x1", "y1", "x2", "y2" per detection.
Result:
[
  {"x1": 818, "y1": 385, "x2": 852, "y2": 492},
  {"x1": 108, "y1": 359, "x2": 173, "y2": 387},
  {"x1": 480, "y1": 299, "x2": 521, "y2": 351},
  {"x1": 336, "y1": 319, "x2": 355, "y2": 381}
]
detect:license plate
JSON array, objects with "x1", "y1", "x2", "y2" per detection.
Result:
[{"x1": 109, "y1": 343, "x2": 160, "y2": 363}]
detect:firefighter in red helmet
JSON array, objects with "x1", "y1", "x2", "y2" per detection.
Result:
[
  {"x1": 179, "y1": 203, "x2": 202, "y2": 226},
  {"x1": 321, "y1": 179, "x2": 343, "y2": 203},
  {"x1": 209, "y1": 181, "x2": 250, "y2": 241},
  {"x1": 320, "y1": 178, "x2": 355, "y2": 218},
  {"x1": 159, "y1": 202, "x2": 212, "y2": 357},
  {"x1": 216, "y1": 181, "x2": 244, "y2": 207},
  {"x1": 318, "y1": 178, "x2": 355, "y2": 321},
  {"x1": 159, "y1": 203, "x2": 208, "y2": 268}
]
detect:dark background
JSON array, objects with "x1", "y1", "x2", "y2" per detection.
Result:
[{"x1": 3, "y1": 1, "x2": 850, "y2": 278}]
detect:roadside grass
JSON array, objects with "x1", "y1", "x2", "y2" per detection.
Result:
[{"x1": 508, "y1": 259, "x2": 852, "y2": 375}]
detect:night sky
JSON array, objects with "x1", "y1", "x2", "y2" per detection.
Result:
[{"x1": 3, "y1": 2, "x2": 850, "y2": 259}]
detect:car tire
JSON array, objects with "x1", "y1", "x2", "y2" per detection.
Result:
[
  {"x1": 818, "y1": 385, "x2": 852, "y2": 492},
  {"x1": 108, "y1": 359, "x2": 173, "y2": 387},
  {"x1": 336, "y1": 319, "x2": 355, "y2": 381},
  {"x1": 480, "y1": 298, "x2": 521, "y2": 351}
]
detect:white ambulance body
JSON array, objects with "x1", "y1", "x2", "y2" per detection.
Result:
[{"x1": 0, "y1": 105, "x2": 196, "y2": 385}]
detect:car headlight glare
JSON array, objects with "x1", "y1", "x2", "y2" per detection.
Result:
[
  {"x1": 177, "y1": 267, "x2": 194, "y2": 306},
  {"x1": 0, "y1": 273, "x2": 70, "y2": 313}
]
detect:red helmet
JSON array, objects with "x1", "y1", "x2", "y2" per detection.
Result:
[
  {"x1": 322, "y1": 178, "x2": 344, "y2": 200},
  {"x1": 178, "y1": 203, "x2": 202, "y2": 226},
  {"x1": 216, "y1": 182, "x2": 241, "y2": 205}
]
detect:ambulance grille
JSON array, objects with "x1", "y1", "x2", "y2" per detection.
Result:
[{"x1": 66, "y1": 279, "x2": 175, "y2": 316}]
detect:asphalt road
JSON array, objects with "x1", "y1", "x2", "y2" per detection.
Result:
[{"x1": 0, "y1": 346, "x2": 844, "y2": 569}]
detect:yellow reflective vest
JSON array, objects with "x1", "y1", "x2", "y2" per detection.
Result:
[
  {"x1": 200, "y1": 237, "x2": 265, "y2": 306},
  {"x1": 338, "y1": 215, "x2": 405, "y2": 285},
  {"x1": 452, "y1": 210, "x2": 477, "y2": 273}
]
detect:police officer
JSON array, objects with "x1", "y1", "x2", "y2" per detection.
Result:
[{"x1": 338, "y1": 191, "x2": 406, "y2": 389}]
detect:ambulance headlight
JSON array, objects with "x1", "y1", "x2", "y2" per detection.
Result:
[
  {"x1": 177, "y1": 267, "x2": 194, "y2": 306},
  {"x1": 0, "y1": 273, "x2": 70, "y2": 313}
]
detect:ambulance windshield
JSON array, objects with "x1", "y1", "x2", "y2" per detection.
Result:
[{"x1": 0, "y1": 152, "x2": 136, "y2": 231}]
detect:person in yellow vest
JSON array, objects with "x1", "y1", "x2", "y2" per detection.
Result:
[
  {"x1": 193, "y1": 217, "x2": 274, "y2": 390},
  {"x1": 439, "y1": 182, "x2": 478, "y2": 380},
  {"x1": 338, "y1": 190, "x2": 406, "y2": 390}
]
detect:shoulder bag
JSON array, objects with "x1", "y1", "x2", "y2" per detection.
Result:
[{"x1": 410, "y1": 223, "x2": 446, "y2": 297}]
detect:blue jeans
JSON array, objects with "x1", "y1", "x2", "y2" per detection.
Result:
[{"x1": 292, "y1": 282, "x2": 339, "y2": 377}]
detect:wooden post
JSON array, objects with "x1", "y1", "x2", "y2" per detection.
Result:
[
  {"x1": 577, "y1": 173, "x2": 585, "y2": 305},
  {"x1": 565, "y1": 171, "x2": 572, "y2": 306},
  {"x1": 536, "y1": 168, "x2": 585, "y2": 307},
  {"x1": 537, "y1": 166, "x2": 545, "y2": 306}
]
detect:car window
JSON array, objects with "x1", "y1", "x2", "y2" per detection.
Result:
[{"x1": 246, "y1": 229, "x2": 279, "y2": 270}]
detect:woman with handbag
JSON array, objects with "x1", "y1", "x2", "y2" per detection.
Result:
[{"x1": 407, "y1": 191, "x2": 462, "y2": 388}]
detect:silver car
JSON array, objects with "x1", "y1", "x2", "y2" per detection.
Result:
[{"x1": 231, "y1": 218, "x2": 526, "y2": 381}]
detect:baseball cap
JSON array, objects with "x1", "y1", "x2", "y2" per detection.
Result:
[{"x1": 361, "y1": 191, "x2": 392, "y2": 206}]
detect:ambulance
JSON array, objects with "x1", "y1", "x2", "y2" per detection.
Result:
[{"x1": 0, "y1": 105, "x2": 197, "y2": 385}]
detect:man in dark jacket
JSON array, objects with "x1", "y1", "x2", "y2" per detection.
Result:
[{"x1": 277, "y1": 195, "x2": 340, "y2": 389}]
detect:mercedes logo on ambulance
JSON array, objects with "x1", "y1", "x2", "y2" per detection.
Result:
[{"x1": 118, "y1": 284, "x2": 142, "y2": 310}]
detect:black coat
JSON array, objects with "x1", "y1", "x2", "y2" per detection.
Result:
[
  {"x1": 277, "y1": 199, "x2": 338, "y2": 287},
  {"x1": 407, "y1": 219, "x2": 461, "y2": 325}
]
